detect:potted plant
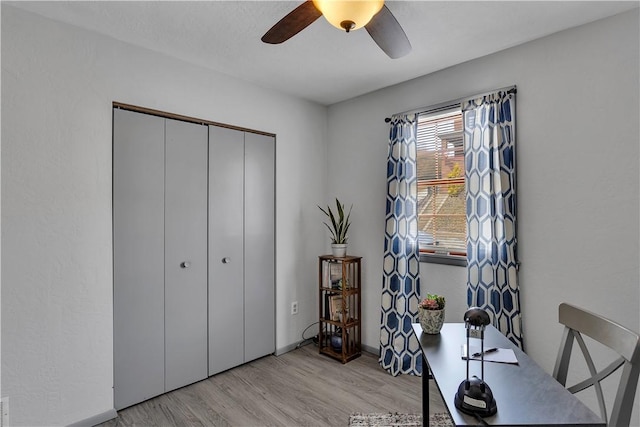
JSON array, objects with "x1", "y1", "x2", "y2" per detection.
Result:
[
  {"x1": 318, "y1": 198, "x2": 352, "y2": 257},
  {"x1": 418, "y1": 293, "x2": 446, "y2": 334}
]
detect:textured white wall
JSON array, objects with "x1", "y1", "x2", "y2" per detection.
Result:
[
  {"x1": 328, "y1": 9, "x2": 639, "y2": 424},
  {"x1": 3, "y1": 4, "x2": 639, "y2": 426},
  {"x1": 1, "y1": 6, "x2": 327, "y2": 426}
]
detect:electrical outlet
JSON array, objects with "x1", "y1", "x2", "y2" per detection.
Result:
[
  {"x1": 1, "y1": 396, "x2": 9, "y2": 427},
  {"x1": 291, "y1": 301, "x2": 298, "y2": 315}
]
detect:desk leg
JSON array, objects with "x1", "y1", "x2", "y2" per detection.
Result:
[{"x1": 422, "y1": 353, "x2": 429, "y2": 427}]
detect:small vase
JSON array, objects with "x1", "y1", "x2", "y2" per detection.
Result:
[
  {"x1": 418, "y1": 306, "x2": 445, "y2": 334},
  {"x1": 331, "y1": 244, "x2": 347, "y2": 257},
  {"x1": 331, "y1": 334, "x2": 342, "y2": 352}
]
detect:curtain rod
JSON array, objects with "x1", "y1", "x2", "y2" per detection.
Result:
[{"x1": 384, "y1": 85, "x2": 517, "y2": 123}]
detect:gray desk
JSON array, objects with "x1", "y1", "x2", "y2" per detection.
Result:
[{"x1": 412, "y1": 323, "x2": 605, "y2": 426}]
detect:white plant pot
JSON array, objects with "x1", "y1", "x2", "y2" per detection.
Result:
[
  {"x1": 331, "y1": 244, "x2": 347, "y2": 257},
  {"x1": 418, "y1": 306, "x2": 445, "y2": 334}
]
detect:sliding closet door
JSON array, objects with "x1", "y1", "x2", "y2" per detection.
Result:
[
  {"x1": 113, "y1": 109, "x2": 165, "y2": 409},
  {"x1": 208, "y1": 126, "x2": 245, "y2": 376},
  {"x1": 244, "y1": 132, "x2": 275, "y2": 362},
  {"x1": 164, "y1": 119, "x2": 209, "y2": 390}
]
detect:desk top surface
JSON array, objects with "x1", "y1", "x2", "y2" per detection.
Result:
[{"x1": 412, "y1": 323, "x2": 605, "y2": 427}]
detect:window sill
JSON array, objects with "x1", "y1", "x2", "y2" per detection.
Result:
[{"x1": 419, "y1": 252, "x2": 466, "y2": 267}]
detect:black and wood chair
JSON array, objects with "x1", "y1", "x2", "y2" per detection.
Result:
[{"x1": 553, "y1": 303, "x2": 640, "y2": 426}]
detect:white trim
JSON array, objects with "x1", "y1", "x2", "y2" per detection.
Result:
[{"x1": 67, "y1": 408, "x2": 118, "y2": 427}]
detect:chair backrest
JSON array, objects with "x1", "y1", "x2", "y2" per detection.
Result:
[{"x1": 553, "y1": 303, "x2": 640, "y2": 426}]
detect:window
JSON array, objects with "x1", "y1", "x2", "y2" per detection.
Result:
[{"x1": 416, "y1": 107, "x2": 466, "y2": 265}]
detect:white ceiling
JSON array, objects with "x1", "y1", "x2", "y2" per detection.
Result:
[{"x1": 9, "y1": 1, "x2": 639, "y2": 105}]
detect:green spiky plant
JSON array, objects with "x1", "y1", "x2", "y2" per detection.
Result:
[{"x1": 318, "y1": 198, "x2": 352, "y2": 244}]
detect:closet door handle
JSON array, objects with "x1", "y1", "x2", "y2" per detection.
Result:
[
  {"x1": 222, "y1": 257, "x2": 231, "y2": 264},
  {"x1": 180, "y1": 261, "x2": 191, "y2": 269}
]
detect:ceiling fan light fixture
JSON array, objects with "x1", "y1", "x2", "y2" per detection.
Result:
[{"x1": 312, "y1": 0, "x2": 384, "y2": 32}]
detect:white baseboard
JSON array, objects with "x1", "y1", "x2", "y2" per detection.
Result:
[
  {"x1": 362, "y1": 343, "x2": 379, "y2": 356},
  {"x1": 278, "y1": 341, "x2": 379, "y2": 358},
  {"x1": 67, "y1": 408, "x2": 117, "y2": 427},
  {"x1": 275, "y1": 340, "x2": 308, "y2": 355}
]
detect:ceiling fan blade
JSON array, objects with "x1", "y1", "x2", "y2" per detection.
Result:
[
  {"x1": 365, "y1": 5, "x2": 411, "y2": 59},
  {"x1": 261, "y1": 1, "x2": 322, "y2": 44}
]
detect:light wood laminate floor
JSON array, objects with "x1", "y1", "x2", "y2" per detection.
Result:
[{"x1": 99, "y1": 344, "x2": 447, "y2": 426}]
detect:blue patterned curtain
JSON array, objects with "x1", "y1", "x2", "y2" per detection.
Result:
[
  {"x1": 380, "y1": 114, "x2": 422, "y2": 376},
  {"x1": 463, "y1": 89, "x2": 523, "y2": 349}
]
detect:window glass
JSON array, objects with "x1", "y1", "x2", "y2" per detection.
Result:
[{"x1": 416, "y1": 108, "x2": 466, "y2": 265}]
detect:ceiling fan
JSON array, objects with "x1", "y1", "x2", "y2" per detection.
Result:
[{"x1": 261, "y1": 0, "x2": 411, "y2": 59}]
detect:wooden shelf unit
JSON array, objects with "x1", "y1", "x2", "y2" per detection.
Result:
[{"x1": 318, "y1": 255, "x2": 362, "y2": 363}]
